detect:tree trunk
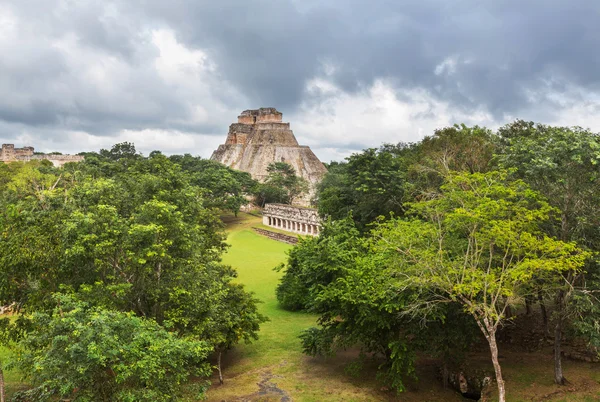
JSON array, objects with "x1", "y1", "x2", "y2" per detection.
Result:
[
  {"x1": 442, "y1": 361, "x2": 448, "y2": 389},
  {"x1": 554, "y1": 318, "x2": 566, "y2": 385},
  {"x1": 525, "y1": 296, "x2": 532, "y2": 316},
  {"x1": 486, "y1": 332, "x2": 506, "y2": 402},
  {"x1": 538, "y1": 291, "x2": 549, "y2": 337},
  {"x1": 0, "y1": 362, "x2": 5, "y2": 402},
  {"x1": 217, "y1": 350, "x2": 224, "y2": 385},
  {"x1": 553, "y1": 287, "x2": 568, "y2": 385}
]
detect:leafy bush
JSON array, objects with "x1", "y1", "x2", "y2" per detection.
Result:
[
  {"x1": 12, "y1": 294, "x2": 212, "y2": 402},
  {"x1": 276, "y1": 216, "x2": 363, "y2": 311}
]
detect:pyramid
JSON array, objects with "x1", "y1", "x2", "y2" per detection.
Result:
[{"x1": 210, "y1": 108, "x2": 327, "y2": 204}]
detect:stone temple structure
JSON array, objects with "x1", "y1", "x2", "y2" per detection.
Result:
[
  {"x1": 263, "y1": 203, "x2": 321, "y2": 236},
  {"x1": 0, "y1": 144, "x2": 84, "y2": 167},
  {"x1": 210, "y1": 108, "x2": 327, "y2": 205}
]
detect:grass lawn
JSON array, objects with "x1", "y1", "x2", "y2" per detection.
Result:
[{"x1": 0, "y1": 315, "x2": 27, "y2": 399}]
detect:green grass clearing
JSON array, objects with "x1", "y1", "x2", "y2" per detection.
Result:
[{"x1": 0, "y1": 315, "x2": 27, "y2": 399}]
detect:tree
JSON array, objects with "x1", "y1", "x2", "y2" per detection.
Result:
[
  {"x1": 276, "y1": 216, "x2": 363, "y2": 311},
  {"x1": 12, "y1": 293, "x2": 212, "y2": 402},
  {"x1": 255, "y1": 162, "x2": 308, "y2": 206},
  {"x1": 170, "y1": 155, "x2": 256, "y2": 216},
  {"x1": 370, "y1": 171, "x2": 588, "y2": 401},
  {"x1": 497, "y1": 120, "x2": 600, "y2": 384},
  {"x1": 316, "y1": 144, "x2": 416, "y2": 229},
  {"x1": 278, "y1": 215, "x2": 477, "y2": 392},
  {"x1": 410, "y1": 124, "x2": 496, "y2": 199}
]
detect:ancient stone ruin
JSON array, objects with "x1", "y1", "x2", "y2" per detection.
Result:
[
  {"x1": 210, "y1": 108, "x2": 327, "y2": 205},
  {"x1": 262, "y1": 203, "x2": 321, "y2": 236},
  {"x1": 0, "y1": 144, "x2": 84, "y2": 167}
]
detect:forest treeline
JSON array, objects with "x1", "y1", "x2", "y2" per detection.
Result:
[{"x1": 276, "y1": 120, "x2": 600, "y2": 401}]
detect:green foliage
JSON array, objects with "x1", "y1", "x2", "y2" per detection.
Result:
[
  {"x1": 370, "y1": 171, "x2": 589, "y2": 400},
  {"x1": 497, "y1": 120, "x2": 600, "y2": 245},
  {"x1": 11, "y1": 294, "x2": 211, "y2": 402},
  {"x1": 276, "y1": 216, "x2": 363, "y2": 311},
  {"x1": 255, "y1": 162, "x2": 309, "y2": 206},
  {"x1": 280, "y1": 215, "x2": 474, "y2": 392},
  {"x1": 497, "y1": 121, "x2": 600, "y2": 382},
  {"x1": 374, "y1": 171, "x2": 588, "y2": 321},
  {"x1": 410, "y1": 124, "x2": 496, "y2": 197},
  {"x1": 316, "y1": 144, "x2": 415, "y2": 229},
  {"x1": 170, "y1": 154, "x2": 256, "y2": 215},
  {"x1": 316, "y1": 127, "x2": 496, "y2": 230},
  {"x1": 0, "y1": 143, "x2": 268, "y2": 398}
]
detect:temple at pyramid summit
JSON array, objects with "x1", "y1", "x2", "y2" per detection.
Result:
[{"x1": 210, "y1": 108, "x2": 327, "y2": 205}]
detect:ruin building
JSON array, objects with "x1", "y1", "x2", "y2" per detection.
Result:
[
  {"x1": 210, "y1": 108, "x2": 327, "y2": 205},
  {"x1": 0, "y1": 144, "x2": 85, "y2": 167},
  {"x1": 262, "y1": 203, "x2": 321, "y2": 236}
]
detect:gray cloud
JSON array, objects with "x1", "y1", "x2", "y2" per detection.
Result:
[
  {"x1": 1, "y1": 0, "x2": 600, "y2": 157},
  {"x1": 152, "y1": 0, "x2": 600, "y2": 118}
]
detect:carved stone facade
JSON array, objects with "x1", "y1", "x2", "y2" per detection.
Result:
[
  {"x1": 1, "y1": 144, "x2": 84, "y2": 167},
  {"x1": 211, "y1": 108, "x2": 327, "y2": 206},
  {"x1": 262, "y1": 203, "x2": 321, "y2": 236}
]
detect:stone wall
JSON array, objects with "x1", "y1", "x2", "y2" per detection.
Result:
[
  {"x1": 1, "y1": 144, "x2": 84, "y2": 167},
  {"x1": 262, "y1": 203, "x2": 321, "y2": 236},
  {"x1": 27, "y1": 154, "x2": 85, "y2": 167},
  {"x1": 252, "y1": 227, "x2": 298, "y2": 244}
]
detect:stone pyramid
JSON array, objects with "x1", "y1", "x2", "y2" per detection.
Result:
[{"x1": 210, "y1": 108, "x2": 327, "y2": 204}]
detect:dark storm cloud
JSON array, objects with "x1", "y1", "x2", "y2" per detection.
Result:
[
  {"x1": 1, "y1": 0, "x2": 600, "y2": 148},
  {"x1": 146, "y1": 0, "x2": 600, "y2": 118}
]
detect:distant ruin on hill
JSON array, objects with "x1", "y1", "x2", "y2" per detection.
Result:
[
  {"x1": 210, "y1": 108, "x2": 327, "y2": 205},
  {"x1": 0, "y1": 144, "x2": 84, "y2": 167}
]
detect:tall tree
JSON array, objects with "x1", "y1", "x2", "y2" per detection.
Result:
[
  {"x1": 255, "y1": 162, "x2": 308, "y2": 206},
  {"x1": 316, "y1": 143, "x2": 416, "y2": 229},
  {"x1": 371, "y1": 171, "x2": 588, "y2": 401},
  {"x1": 409, "y1": 124, "x2": 496, "y2": 200},
  {"x1": 169, "y1": 155, "x2": 256, "y2": 216},
  {"x1": 497, "y1": 120, "x2": 600, "y2": 384}
]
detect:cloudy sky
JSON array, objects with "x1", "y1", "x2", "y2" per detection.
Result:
[{"x1": 1, "y1": 0, "x2": 599, "y2": 162}]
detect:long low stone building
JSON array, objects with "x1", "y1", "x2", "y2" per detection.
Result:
[
  {"x1": 1, "y1": 144, "x2": 84, "y2": 167},
  {"x1": 263, "y1": 203, "x2": 321, "y2": 236}
]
